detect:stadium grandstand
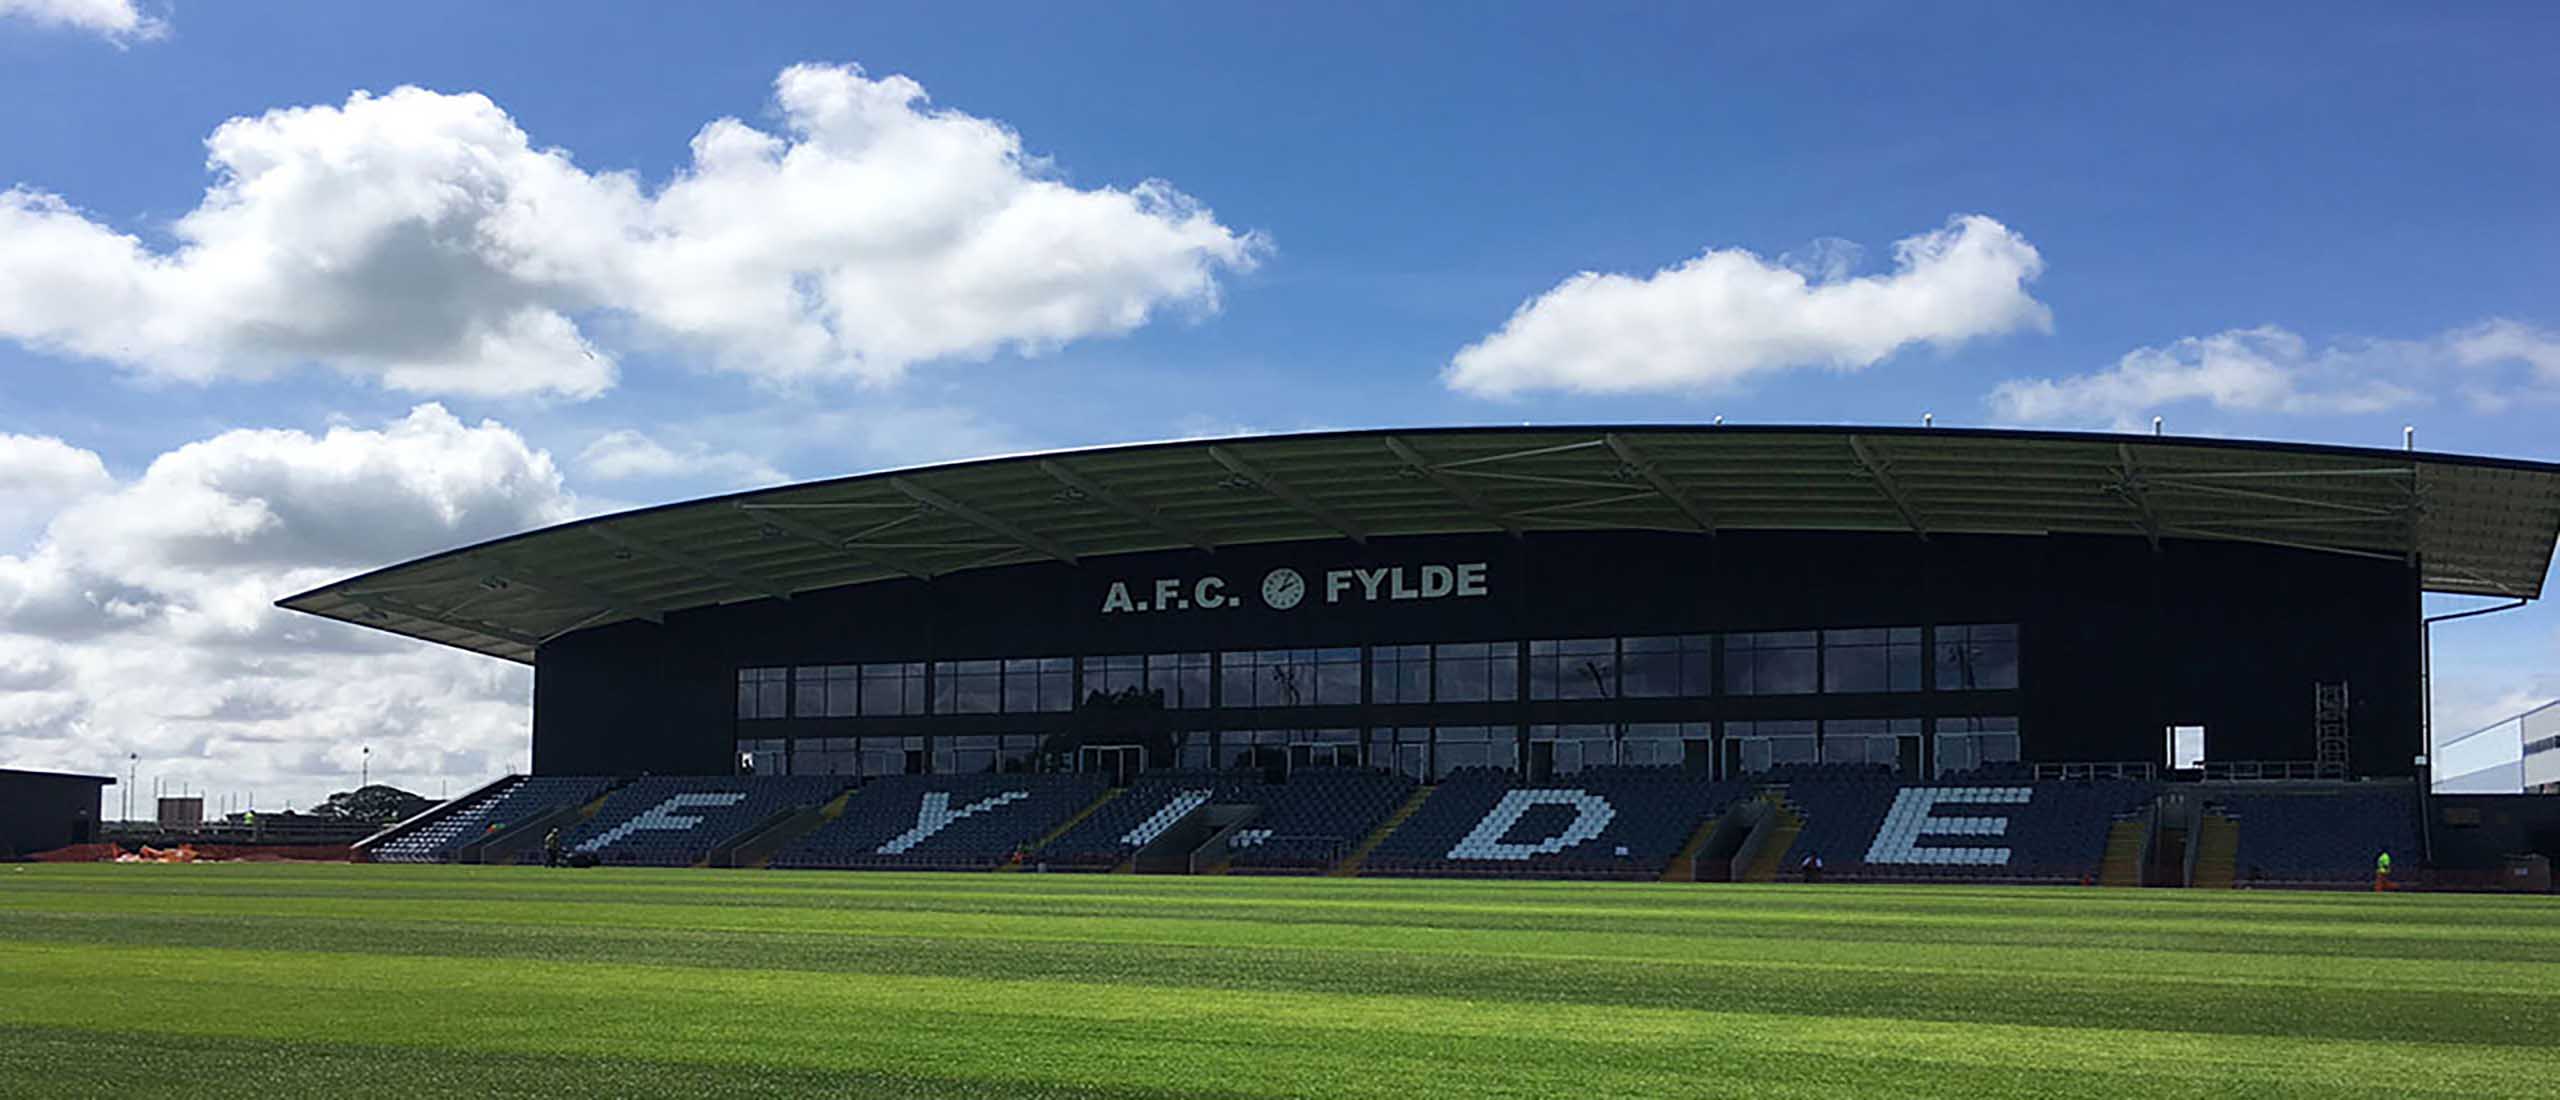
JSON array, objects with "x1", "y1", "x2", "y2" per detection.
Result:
[{"x1": 293, "y1": 425, "x2": 2560, "y2": 887}]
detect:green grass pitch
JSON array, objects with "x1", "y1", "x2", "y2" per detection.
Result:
[{"x1": 2, "y1": 863, "x2": 2554, "y2": 1098}]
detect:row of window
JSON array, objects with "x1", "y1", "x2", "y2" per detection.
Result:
[
  {"x1": 736, "y1": 717, "x2": 2020, "y2": 782},
  {"x1": 739, "y1": 625, "x2": 2020, "y2": 719},
  {"x1": 737, "y1": 734, "x2": 1046, "y2": 777}
]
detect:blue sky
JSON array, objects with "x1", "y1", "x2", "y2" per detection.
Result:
[{"x1": 0, "y1": 2, "x2": 2553, "y2": 803}]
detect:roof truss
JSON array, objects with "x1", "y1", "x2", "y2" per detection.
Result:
[
  {"x1": 1846, "y1": 435, "x2": 1929, "y2": 539},
  {"x1": 735, "y1": 503, "x2": 935, "y2": 581},
  {"x1": 275, "y1": 426, "x2": 2560, "y2": 664},
  {"x1": 893, "y1": 477, "x2": 1081, "y2": 564},
  {"x1": 589, "y1": 526, "x2": 796, "y2": 602},
  {"x1": 1603, "y1": 433, "x2": 1717, "y2": 534},
  {"x1": 1383, "y1": 436, "x2": 1523, "y2": 537},
  {"x1": 471, "y1": 555, "x2": 665, "y2": 624},
  {"x1": 1041, "y1": 459, "x2": 1219, "y2": 552},
  {"x1": 1208, "y1": 445, "x2": 1369, "y2": 543}
]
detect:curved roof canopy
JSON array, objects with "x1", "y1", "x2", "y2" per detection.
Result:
[{"x1": 280, "y1": 425, "x2": 2560, "y2": 664}]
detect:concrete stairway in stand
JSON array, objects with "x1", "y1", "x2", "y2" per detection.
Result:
[
  {"x1": 716, "y1": 788, "x2": 856, "y2": 869},
  {"x1": 2098, "y1": 818, "x2": 2147, "y2": 888},
  {"x1": 1330, "y1": 786, "x2": 1432, "y2": 877},
  {"x1": 1005, "y1": 788, "x2": 1121, "y2": 872},
  {"x1": 1739, "y1": 792, "x2": 1803, "y2": 883},
  {"x1": 2190, "y1": 813, "x2": 2240, "y2": 888},
  {"x1": 1661, "y1": 815, "x2": 1722, "y2": 883}
]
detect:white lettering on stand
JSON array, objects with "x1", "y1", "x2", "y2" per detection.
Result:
[{"x1": 1104, "y1": 561, "x2": 1490, "y2": 615}]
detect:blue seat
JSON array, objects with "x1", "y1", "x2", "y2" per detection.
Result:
[
  {"x1": 1780, "y1": 777, "x2": 2155, "y2": 882},
  {"x1": 774, "y1": 773, "x2": 1106, "y2": 871},
  {"x1": 1364, "y1": 767, "x2": 1744, "y2": 879},
  {"x1": 2221, "y1": 786, "x2": 2417, "y2": 885},
  {"x1": 368, "y1": 775, "x2": 615, "y2": 863},
  {"x1": 562, "y1": 776, "x2": 853, "y2": 867}
]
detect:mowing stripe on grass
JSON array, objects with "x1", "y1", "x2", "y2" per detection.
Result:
[{"x1": 2, "y1": 864, "x2": 2551, "y2": 1098}]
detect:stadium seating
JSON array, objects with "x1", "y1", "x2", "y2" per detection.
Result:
[
  {"x1": 2219, "y1": 785, "x2": 2418, "y2": 886},
  {"x1": 1363, "y1": 767, "x2": 1744, "y2": 879},
  {"x1": 1038, "y1": 770, "x2": 1261, "y2": 870},
  {"x1": 367, "y1": 775, "x2": 616, "y2": 863},
  {"x1": 772, "y1": 773, "x2": 1107, "y2": 871},
  {"x1": 1222, "y1": 768, "x2": 1416, "y2": 872},
  {"x1": 563, "y1": 776, "x2": 852, "y2": 866},
  {"x1": 1032, "y1": 767, "x2": 1417, "y2": 872},
  {"x1": 1778, "y1": 777, "x2": 2155, "y2": 882},
  {"x1": 1750, "y1": 762, "x2": 1899, "y2": 784}
]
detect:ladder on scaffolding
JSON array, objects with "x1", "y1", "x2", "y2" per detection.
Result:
[{"x1": 2313, "y1": 681, "x2": 2350, "y2": 780}]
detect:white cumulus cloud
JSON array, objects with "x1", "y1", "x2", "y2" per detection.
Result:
[
  {"x1": 1988, "y1": 318, "x2": 2560, "y2": 427},
  {"x1": 0, "y1": 62, "x2": 1264, "y2": 400},
  {"x1": 1444, "y1": 214, "x2": 2049, "y2": 397},
  {"x1": 0, "y1": 0, "x2": 163, "y2": 42},
  {"x1": 576, "y1": 429, "x2": 786, "y2": 489},
  {"x1": 0, "y1": 405, "x2": 574, "y2": 808},
  {"x1": 0, "y1": 433, "x2": 113, "y2": 546}
]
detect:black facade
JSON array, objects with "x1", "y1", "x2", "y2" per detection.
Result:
[
  {"x1": 533, "y1": 530, "x2": 2423, "y2": 782},
  {"x1": 0, "y1": 768, "x2": 112, "y2": 858}
]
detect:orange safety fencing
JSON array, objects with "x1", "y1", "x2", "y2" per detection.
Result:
[
  {"x1": 28, "y1": 843, "x2": 120, "y2": 863},
  {"x1": 23, "y1": 842, "x2": 352, "y2": 863}
]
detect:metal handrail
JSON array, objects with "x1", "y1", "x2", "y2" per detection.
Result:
[{"x1": 2031, "y1": 762, "x2": 2157, "y2": 782}]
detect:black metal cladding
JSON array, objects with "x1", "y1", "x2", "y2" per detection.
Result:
[
  {"x1": 0, "y1": 770, "x2": 111, "y2": 858},
  {"x1": 531, "y1": 529, "x2": 2422, "y2": 779}
]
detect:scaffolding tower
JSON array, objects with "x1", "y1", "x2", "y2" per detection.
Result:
[{"x1": 2314, "y1": 681, "x2": 2351, "y2": 779}]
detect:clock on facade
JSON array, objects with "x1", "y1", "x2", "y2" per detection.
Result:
[{"x1": 1260, "y1": 567, "x2": 1307, "y2": 610}]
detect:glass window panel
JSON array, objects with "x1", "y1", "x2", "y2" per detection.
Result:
[
  {"x1": 1146, "y1": 653, "x2": 1210, "y2": 709},
  {"x1": 1618, "y1": 635, "x2": 1699, "y2": 698},
  {"x1": 1317, "y1": 659, "x2": 1360, "y2": 706},
  {"x1": 1937, "y1": 625, "x2": 2021, "y2": 691},
  {"x1": 1726, "y1": 719, "x2": 1818, "y2": 774},
  {"x1": 1755, "y1": 648, "x2": 1817, "y2": 694},
  {"x1": 999, "y1": 659, "x2": 1036, "y2": 713},
  {"x1": 1435, "y1": 649, "x2": 1486, "y2": 702},
  {"x1": 1084, "y1": 655, "x2": 1144, "y2": 702},
  {"x1": 1935, "y1": 717, "x2": 2021, "y2": 777},
  {"x1": 1822, "y1": 629, "x2": 1922, "y2": 693},
  {"x1": 856, "y1": 662, "x2": 922, "y2": 716},
  {"x1": 1038, "y1": 658, "x2": 1075, "y2": 712},
  {"x1": 935, "y1": 659, "x2": 1002, "y2": 714},
  {"x1": 1217, "y1": 649, "x2": 1361, "y2": 707},
  {"x1": 1621, "y1": 734, "x2": 1684, "y2": 767},
  {"x1": 734, "y1": 737, "x2": 786, "y2": 775},
  {"x1": 737, "y1": 668, "x2": 790, "y2": 720},
  {"x1": 793, "y1": 667, "x2": 826, "y2": 718},
  {"x1": 1726, "y1": 633, "x2": 1818, "y2": 696},
  {"x1": 1529, "y1": 638, "x2": 1616, "y2": 700},
  {"x1": 1373, "y1": 645, "x2": 1430, "y2": 704},
  {"x1": 1260, "y1": 653, "x2": 1311, "y2": 708},
  {"x1": 1824, "y1": 644, "x2": 1885, "y2": 693},
  {"x1": 1397, "y1": 659, "x2": 1433, "y2": 703},
  {"x1": 823, "y1": 667, "x2": 858, "y2": 717},
  {"x1": 1218, "y1": 654, "x2": 1258, "y2": 708}
]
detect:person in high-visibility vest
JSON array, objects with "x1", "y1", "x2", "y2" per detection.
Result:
[{"x1": 2375, "y1": 850, "x2": 2393, "y2": 892}]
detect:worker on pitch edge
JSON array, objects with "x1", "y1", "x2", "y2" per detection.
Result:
[{"x1": 2374, "y1": 850, "x2": 2393, "y2": 892}]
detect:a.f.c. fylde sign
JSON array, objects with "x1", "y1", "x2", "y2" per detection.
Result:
[{"x1": 1099, "y1": 562, "x2": 1490, "y2": 615}]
